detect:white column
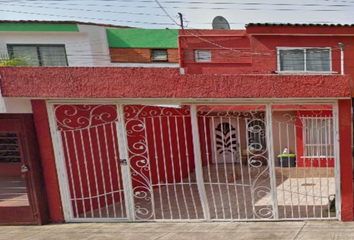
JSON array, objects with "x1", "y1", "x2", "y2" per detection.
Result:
[{"x1": 190, "y1": 105, "x2": 210, "y2": 220}]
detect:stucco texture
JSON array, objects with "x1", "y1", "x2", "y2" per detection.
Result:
[{"x1": 0, "y1": 67, "x2": 351, "y2": 99}]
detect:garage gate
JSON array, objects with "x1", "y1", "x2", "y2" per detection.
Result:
[{"x1": 48, "y1": 102, "x2": 340, "y2": 222}]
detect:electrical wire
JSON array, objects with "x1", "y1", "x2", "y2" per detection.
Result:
[{"x1": 0, "y1": 9, "x2": 175, "y2": 26}]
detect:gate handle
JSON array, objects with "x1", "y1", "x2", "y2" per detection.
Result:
[
  {"x1": 120, "y1": 159, "x2": 128, "y2": 165},
  {"x1": 21, "y1": 165, "x2": 29, "y2": 173}
]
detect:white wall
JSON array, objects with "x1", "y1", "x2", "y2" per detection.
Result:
[
  {"x1": 0, "y1": 98, "x2": 33, "y2": 114},
  {"x1": 0, "y1": 31, "x2": 96, "y2": 66}
]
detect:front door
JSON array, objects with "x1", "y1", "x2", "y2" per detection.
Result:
[
  {"x1": 211, "y1": 118, "x2": 239, "y2": 164},
  {"x1": 0, "y1": 115, "x2": 48, "y2": 224}
]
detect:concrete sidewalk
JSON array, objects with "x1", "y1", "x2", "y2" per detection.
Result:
[{"x1": 0, "y1": 221, "x2": 354, "y2": 240}]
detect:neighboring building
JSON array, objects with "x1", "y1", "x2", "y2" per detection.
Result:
[
  {"x1": 0, "y1": 20, "x2": 131, "y2": 67},
  {"x1": 0, "y1": 22, "x2": 352, "y2": 225},
  {"x1": 107, "y1": 28, "x2": 179, "y2": 67},
  {"x1": 0, "y1": 21, "x2": 179, "y2": 115}
]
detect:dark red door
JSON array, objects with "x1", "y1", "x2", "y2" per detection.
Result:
[{"x1": 0, "y1": 115, "x2": 48, "y2": 225}]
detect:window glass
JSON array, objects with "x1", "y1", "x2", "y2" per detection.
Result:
[
  {"x1": 10, "y1": 46, "x2": 40, "y2": 66},
  {"x1": 8, "y1": 45, "x2": 68, "y2": 66},
  {"x1": 279, "y1": 48, "x2": 331, "y2": 72},
  {"x1": 279, "y1": 49, "x2": 304, "y2": 71},
  {"x1": 195, "y1": 50, "x2": 212, "y2": 62},
  {"x1": 39, "y1": 46, "x2": 68, "y2": 66},
  {"x1": 151, "y1": 49, "x2": 168, "y2": 61},
  {"x1": 306, "y1": 49, "x2": 330, "y2": 72},
  {"x1": 0, "y1": 133, "x2": 21, "y2": 163}
]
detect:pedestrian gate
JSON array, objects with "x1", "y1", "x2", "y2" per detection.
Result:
[{"x1": 48, "y1": 102, "x2": 340, "y2": 222}]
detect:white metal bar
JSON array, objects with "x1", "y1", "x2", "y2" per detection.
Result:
[
  {"x1": 62, "y1": 131, "x2": 79, "y2": 218},
  {"x1": 142, "y1": 118, "x2": 156, "y2": 220},
  {"x1": 117, "y1": 104, "x2": 135, "y2": 221},
  {"x1": 220, "y1": 117, "x2": 234, "y2": 219},
  {"x1": 333, "y1": 102, "x2": 341, "y2": 220},
  {"x1": 79, "y1": 130, "x2": 94, "y2": 218},
  {"x1": 236, "y1": 117, "x2": 248, "y2": 219},
  {"x1": 174, "y1": 116, "x2": 190, "y2": 219},
  {"x1": 87, "y1": 126, "x2": 103, "y2": 218},
  {"x1": 109, "y1": 122, "x2": 126, "y2": 218},
  {"x1": 325, "y1": 116, "x2": 330, "y2": 218},
  {"x1": 94, "y1": 125, "x2": 110, "y2": 217},
  {"x1": 318, "y1": 117, "x2": 323, "y2": 219},
  {"x1": 293, "y1": 123, "x2": 301, "y2": 219},
  {"x1": 203, "y1": 116, "x2": 218, "y2": 219},
  {"x1": 191, "y1": 105, "x2": 210, "y2": 220},
  {"x1": 278, "y1": 122, "x2": 287, "y2": 219},
  {"x1": 310, "y1": 118, "x2": 316, "y2": 217},
  {"x1": 211, "y1": 116, "x2": 226, "y2": 219},
  {"x1": 166, "y1": 117, "x2": 182, "y2": 219},
  {"x1": 245, "y1": 118, "x2": 255, "y2": 219},
  {"x1": 102, "y1": 124, "x2": 118, "y2": 218},
  {"x1": 158, "y1": 116, "x2": 174, "y2": 219},
  {"x1": 71, "y1": 131, "x2": 87, "y2": 218},
  {"x1": 266, "y1": 104, "x2": 278, "y2": 220},
  {"x1": 182, "y1": 115, "x2": 200, "y2": 219},
  {"x1": 46, "y1": 102, "x2": 75, "y2": 221},
  {"x1": 151, "y1": 117, "x2": 164, "y2": 219},
  {"x1": 228, "y1": 116, "x2": 241, "y2": 220},
  {"x1": 286, "y1": 124, "x2": 294, "y2": 219},
  {"x1": 303, "y1": 118, "x2": 309, "y2": 218}
]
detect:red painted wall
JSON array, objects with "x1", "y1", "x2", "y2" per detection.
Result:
[
  {"x1": 0, "y1": 67, "x2": 350, "y2": 99},
  {"x1": 179, "y1": 30, "x2": 253, "y2": 74},
  {"x1": 178, "y1": 27, "x2": 354, "y2": 97},
  {"x1": 338, "y1": 100, "x2": 353, "y2": 221},
  {"x1": 31, "y1": 100, "x2": 64, "y2": 223}
]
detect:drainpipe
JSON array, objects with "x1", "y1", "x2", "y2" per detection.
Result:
[
  {"x1": 178, "y1": 35, "x2": 185, "y2": 75},
  {"x1": 339, "y1": 43, "x2": 345, "y2": 75},
  {"x1": 0, "y1": 77, "x2": 6, "y2": 113}
]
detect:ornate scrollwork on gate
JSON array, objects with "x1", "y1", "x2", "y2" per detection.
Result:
[
  {"x1": 123, "y1": 105, "x2": 190, "y2": 220},
  {"x1": 54, "y1": 104, "x2": 118, "y2": 130},
  {"x1": 247, "y1": 116, "x2": 273, "y2": 219}
]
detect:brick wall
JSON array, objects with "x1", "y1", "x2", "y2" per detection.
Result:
[
  {"x1": 109, "y1": 48, "x2": 178, "y2": 63},
  {"x1": 167, "y1": 49, "x2": 178, "y2": 63}
]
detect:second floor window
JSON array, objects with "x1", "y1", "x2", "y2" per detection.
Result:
[
  {"x1": 151, "y1": 49, "x2": 168, "y2": 62},
  {"x1": 8, "y1": 44, "x2": 68, "y2": 66},
  {"x1": 278, "y1": 48, "x2": 331, "y2": 72},
  {"x1": 195, "y1": 50, "x2": 212, "y2": 62}
]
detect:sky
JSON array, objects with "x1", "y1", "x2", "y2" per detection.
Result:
[{"x1": 1, "y1": 0, "x2": 354, "y2": 29}]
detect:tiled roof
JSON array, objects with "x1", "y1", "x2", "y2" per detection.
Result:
[
  {"x1": 246, "y1": 23, "x2": 354, "y2": 27},
  {"x1": 0, "y1": 20, "x2": 132, "y2": 28}
]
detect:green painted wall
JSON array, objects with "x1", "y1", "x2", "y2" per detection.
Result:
[
  {"x1": 0, "y1": 23, "x2": 79, "y2": 32},
  {"x1": 107, "y1": 29, "x2": 178, "y2": 48}
]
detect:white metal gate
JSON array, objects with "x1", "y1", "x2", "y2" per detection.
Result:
[{"x1": 48, "y1": 102, "x2": 340, "y2": 222}]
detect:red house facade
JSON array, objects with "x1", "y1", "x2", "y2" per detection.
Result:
[{"x1": 0, "y1": 23, "x2": 353, "y2": 224}]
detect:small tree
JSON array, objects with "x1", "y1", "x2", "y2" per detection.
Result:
[{"x1": 0, "y1": 54, "x2": 28, "y2": 66}]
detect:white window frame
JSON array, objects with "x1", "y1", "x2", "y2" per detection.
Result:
[
  {"x1": 194, "y1": 50, "x2": 212, "y2": 62},
  {"x1": 302, "y1": 117, "x2": 334, "y2": 158},
  {"x1": 277, "y1": 47, "x2": 333, "y2": 74},
  {"x1": 7, "y1": 44, "x2": 69, "y2": 67}
]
